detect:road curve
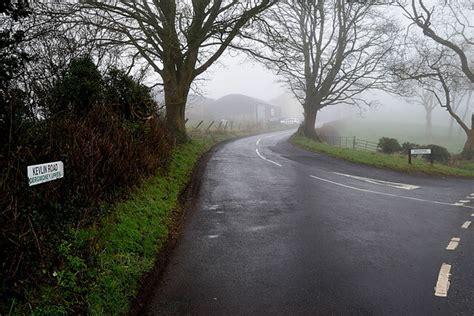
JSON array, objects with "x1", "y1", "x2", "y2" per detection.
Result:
[{"x1": 144, "y1": 130, "x2": 474, "y2": 315}]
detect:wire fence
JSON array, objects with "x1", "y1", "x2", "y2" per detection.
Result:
[
  {"x1": 186, "y1": 119, "x2": 295, "y2": 134},
  {"x1": 324, "y1": 136, "x2": 378, "y2": 152}
]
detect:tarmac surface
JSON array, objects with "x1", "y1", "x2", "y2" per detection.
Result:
[{"x1": 144, "y1": 130, "x2": 474, "y2": 315}]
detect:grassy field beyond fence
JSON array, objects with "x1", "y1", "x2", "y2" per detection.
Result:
[{"x1": 291, "y1": 135, "x2": 474, "y2": 178}]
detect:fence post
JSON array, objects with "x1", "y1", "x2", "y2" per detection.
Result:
[
  {"x1": 353, "y1": 136, "x2": 356, "y2": 150},
  {"x1": 218, "y1": 121, "x2": 222, "y2": 129},
  {"x1": 206, "y1": 121, "x2": 215, "y2": 131},
  {"x1": 224, "y1": 121, "x2": 228, "y2": 130},
  {"x1": 408, "y1": 149, "x2": 412, "y2": 164},
  {"x1": 230, "y1": 121, "x2": 233, "y2": 131},
  {"x1": 194, "y1": 120, "x2": 204, "y2": 130}
]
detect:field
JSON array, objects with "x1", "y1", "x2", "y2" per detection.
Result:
[{"x1": 330, "y1": 119, "x2": 466, "y2": 154}]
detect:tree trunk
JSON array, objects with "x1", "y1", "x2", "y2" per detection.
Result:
[
  {"x1": 462, "y1": 129, "x2": 474, "y2": 159},
  {"x1": 297, "y1": 106, "x2": 320, "y2": 141},
  {"x1": 163, "y1": 79, "x2": 190, "y2": 142}
]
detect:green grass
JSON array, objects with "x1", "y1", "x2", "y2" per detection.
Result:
[
  {"x1": 84, "y1": 139, "x2": 213, "y2": 314},
  {"x1": 291, "y1": 135, "x2": 474, "y2": 178}
]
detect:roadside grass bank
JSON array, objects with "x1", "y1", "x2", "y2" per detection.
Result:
[
  {"x1": 291, "y1": 135, "x2": 474, "y2": 178},
  {"x1": 21, "y1": 139, "x2": 213, "y2": 315}
]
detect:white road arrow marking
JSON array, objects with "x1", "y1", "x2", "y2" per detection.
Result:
[
  {"x1": 309, "y1": 175, "x2": 474, "y2": 209},
  {"x1": 333, "y1": 172, "x2": 419, "y2": 190}
]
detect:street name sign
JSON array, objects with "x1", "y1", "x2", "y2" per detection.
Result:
[
  {"x1": 410, "y1": 148, "x2": 432, "y2": 155},
  {"x1": 27, "y1": 161, "x2": 64, "y2": 186}
]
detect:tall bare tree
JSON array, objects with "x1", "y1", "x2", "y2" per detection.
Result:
[
  {"x1": 249, "y1": 0, "x2": 399, "y2": 139},
  {"x1": 391, "y1": 41, "x2": 474, "y2": 156},
  {"x1": 69, "y1": 1, "x2": 275, "y2": 138},
  {"x1": 399, "y1": 0, "x2": 473, "y2": 81},
  {"x1": 411, "y1": 88, "x2": 437, "y2": 140},
  {"x1": 397, "y1": 0, "x2": 474, "y2": 156}
]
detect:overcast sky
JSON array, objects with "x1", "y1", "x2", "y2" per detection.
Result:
[{"x1": 201, "y1": 53, "x2": 284, "y2": 101}]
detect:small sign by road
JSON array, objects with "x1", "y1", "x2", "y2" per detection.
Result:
[
  {"x1": 408, "y1": 148, "x2": 433, "y2": 165},
  {"x1": 410, "y1": 148, "x2": 432, "y2": 155},
  {"x1": 27, "y1": 161, "x2": 64, "y2": 186}
]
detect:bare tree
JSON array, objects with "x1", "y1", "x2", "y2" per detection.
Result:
[
  {"x1": 399, "y1": 0, "x2": 474, "y2": 82},
  {"x1": 248, "y1": 0, "x2": 399, "y2": 139},
  {"x1": 66, "y1": 0, "x2": 275, "y2": 138},
  {"x1": 395, "y1": 2, "x2": 474, "y2": 155},
  {"x1": 391, "y1": 41, "x2": 474, "y2": 156},
  {"x1": 410, "y1": 88, "x2": 437, "y2": 140}
]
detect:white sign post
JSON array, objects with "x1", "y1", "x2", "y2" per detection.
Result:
[
  {"x1": 409, "y1": 148, "x2": 433, "y2": 165},
  {"x1": 27, "y1": 161, "x2": 64, "y2": 186},
  {"x1": 410, "y1": 148, "x2": 432, "y2": 155}
]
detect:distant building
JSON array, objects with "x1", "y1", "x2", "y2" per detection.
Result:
[
  {"x1": 206, "y1": 94, "x2": 282, "y2": 123},
  {"x1": 280, "y1": 118, "x2": 301, "y2": 125}
]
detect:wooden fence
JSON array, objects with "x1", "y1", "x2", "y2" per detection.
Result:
[{"x1": 324, "y1": 136, "x2": 378, "y2": 152}]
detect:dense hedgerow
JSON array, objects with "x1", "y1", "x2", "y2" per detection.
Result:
[{"x1": 0, "y1": 56, "x2": 172, "y2": 312}]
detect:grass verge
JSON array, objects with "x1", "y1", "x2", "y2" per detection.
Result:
[
  {"x1": 24, "y1": 139, "x2": 213, "y2": 315},
  {"x1": 85, "y1": 139, "x2": 214, "y2": 314},
  {"x1": 291, "y1": 135, "x2": 474, "y2": 178}
]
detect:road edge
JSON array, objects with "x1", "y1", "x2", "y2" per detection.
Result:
[{"x1": 127, "y1": 136, "x2": 245, "y2": 315}]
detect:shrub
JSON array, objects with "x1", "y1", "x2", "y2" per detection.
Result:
[
  {"x1": 104, "y1": 68, "x2": 157, "y2": 121},
  {"x1": 401, "y1": 142, "x2": 419, "y2": 155},
  {"x1": 48, "y1": 56, "x2": 103, "y2": 117},
  {"x1": 423, "y1": 144, "x2": 451, "y2": 163},
  {"x1": 377, "y1": 137, "x2": 402, "y2": 154}
]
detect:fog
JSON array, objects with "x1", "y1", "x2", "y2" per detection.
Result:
[
  {"x1": 200, "y1": 53, "x2": 469, "y2": 153},
  {"x1": 203, "y1": 54, "x2": 282, "y2": 101}
]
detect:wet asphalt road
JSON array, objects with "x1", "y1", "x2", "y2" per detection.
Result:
[{"x1": 145, "y1": 130, "x2": 474, "y2": 315}]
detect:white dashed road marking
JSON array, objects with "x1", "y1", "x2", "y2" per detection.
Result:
[
  {"x1": 446, "y1": 237, "x2": 460, "y2": 250},
  {"x1": 208, "y1": 235, "x2": 220, "y2": 239},
  {"x1": 256, "y1": 149, "x2": 282, "y2": 167},
  {"x1": 461, "y1": 221, "x2": 471, "y2": 229},
  {"x1": 434, "y1": 263, "x2": 452, "y2": 297},
  {"x1": 459, "y1": 200, "x2": 470, "y2": 203}
]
